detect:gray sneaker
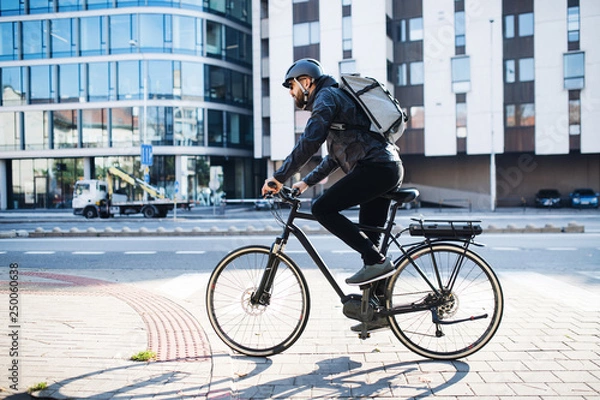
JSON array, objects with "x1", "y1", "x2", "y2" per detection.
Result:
[
  {"x1": 351, "y1": 318, "x2": 390, "y2": 332},
  {"x1": 345, "y1": 257, "x2": 395, "y2": 286}
]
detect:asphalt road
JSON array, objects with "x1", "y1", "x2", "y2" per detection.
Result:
[{"x1": 1, "y1": 205, "x2": 599, "y2": 233}]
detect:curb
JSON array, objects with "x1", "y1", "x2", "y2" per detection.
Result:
[{"x1": 0, "y1": 222, "x2": 585, "y2": 238}]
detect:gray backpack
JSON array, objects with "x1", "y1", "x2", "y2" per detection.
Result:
[{"x1": 339, "y1": 75, "x2": 408, "y2": 144}]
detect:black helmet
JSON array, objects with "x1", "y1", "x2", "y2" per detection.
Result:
[{"x1": 282, "y1": 58, "x2": 324, "y2": 88}]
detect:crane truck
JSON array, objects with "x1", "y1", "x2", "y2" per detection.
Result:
[{"x1": 72, "y1": 166, "x2": 191, "y2": 218}]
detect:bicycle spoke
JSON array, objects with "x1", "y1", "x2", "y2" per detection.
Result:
[
  {"x1": 206, "y1": 246, "x2": 310, "y2": 357},
  {"x1": 387, "y1": 243, "x2": 503, "y2": 359}
]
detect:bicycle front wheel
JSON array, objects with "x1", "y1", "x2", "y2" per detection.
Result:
[
  {"x1": 387, "y1": 243, "x2": 503, "y2": 360},
  {"x1": 206, "y1": 245, "x2": 310, "y2": 357}
]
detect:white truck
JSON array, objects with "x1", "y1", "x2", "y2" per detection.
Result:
[{"x1": 72, "y1": 166, "x2": 191, "y2": 218}]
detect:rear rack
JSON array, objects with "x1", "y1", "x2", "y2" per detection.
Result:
[{"x1": 408, "y1": 219, "x2": 482, "y2": 239}]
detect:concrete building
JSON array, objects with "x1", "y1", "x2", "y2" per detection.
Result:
[
  {"x1": 0, "y1": 0, "x2": 260, "y2": 210},
  {"x1": 2, "y1": 0, "x2": 599, "y2": 211},
  {"x1": 253, "y1": 0, "x2": 600, "y2": 209}
]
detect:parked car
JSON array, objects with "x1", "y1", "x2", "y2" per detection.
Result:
[
  {"x1": 569, "y1": 188, "x2": 599, "y2": 208},
  {"x1": 534, "y1": 189, "x2": 562, "y2": 208}
]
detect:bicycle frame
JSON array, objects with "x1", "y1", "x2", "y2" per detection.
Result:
[{"x1": 251, "y1": 192, "x2": 477, "y2": 305}]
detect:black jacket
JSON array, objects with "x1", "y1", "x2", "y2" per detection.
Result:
[{"x1": 273, "y1": 75, "x2": 401, "y2": 186}]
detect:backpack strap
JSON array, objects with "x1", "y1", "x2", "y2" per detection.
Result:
[{"x1": 329, "y1": 122, "x2": 389, "y2": 145}]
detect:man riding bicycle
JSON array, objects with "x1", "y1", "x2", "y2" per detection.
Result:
[{"x1": 261, "y1": 58, "x2": 404, "y2": 288}]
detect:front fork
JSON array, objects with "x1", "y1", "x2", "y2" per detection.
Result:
[{"x1": 251, "y1": 238, "x2": 286, "y2": 306}]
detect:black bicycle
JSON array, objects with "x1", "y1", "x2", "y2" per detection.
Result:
[{"x1": 206, "y1": 186, "x2": 503, "y2": 360}]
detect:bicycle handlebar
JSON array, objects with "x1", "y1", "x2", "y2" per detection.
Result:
[{"x1": 265, "y1": 183, "x2": 301, "y2": 204}]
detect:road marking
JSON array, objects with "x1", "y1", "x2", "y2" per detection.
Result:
[
  {"x1": 72, "y1": 251, "x2": 105, "y2": 255},
  {"x1": 492, "y1": 247, "x2": 521, "y2": 251},
  {"x1": 285, "y1": 250, "x2": 307, "y2": 254},
  {"x1": 332, "y1": 250, "x2": 354, "y2": 254},
  {"x1": 24, "y1": 251, "x2": 55, "y2": 255},
  {"x1": 175, "y1": 251, "x2": 206, "y2": 255},
  {"x1": 546, "y1": 247, "x2": 578, "y2": 251},
  {"x1": 0, "y1": 251, "x2": 6, "y2": 254},
  {"x1": 124, "y1": 251, "x2": 157, "y2": 255}
]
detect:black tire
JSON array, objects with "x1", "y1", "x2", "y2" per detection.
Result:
[
  {"x1": 84, "y1": 207, "x2": 97, "y2": 219},
  {"x1": 386, "y1": 243, "x2": 503, "y2": 360},
  {"x1": 206, "y1": 245, "x2": 310, "y2": 357},
  {"x1": 142, "y1": 205, "x2": 157, "y2": 218}
]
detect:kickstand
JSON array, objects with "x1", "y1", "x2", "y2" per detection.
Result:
[{"x1": 358, "y1": 285, "x2": 372, "y2": 340}]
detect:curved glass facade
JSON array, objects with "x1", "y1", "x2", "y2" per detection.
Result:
[{"x1": 0, "y1": 0, "x2": 259, "y2": 209}]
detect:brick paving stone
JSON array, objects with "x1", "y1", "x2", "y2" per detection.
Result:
[
  {"x1": 546, "y1": 382, "x2": 597, "y2": 397},
  {"x1": 2, "y1": 263, "x2": 599, "y2": 400},
  {"x1": 469, "y1": 382, "x2": 516, "y2": 396}
]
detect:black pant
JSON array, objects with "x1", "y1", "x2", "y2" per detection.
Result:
[{"x1": 311, "y1": 161, "x2": 403, "y2": 265}]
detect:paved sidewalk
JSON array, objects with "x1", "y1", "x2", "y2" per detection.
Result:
[{"x1": 1, "y1": 266, "x2": 599, "y2": 399}]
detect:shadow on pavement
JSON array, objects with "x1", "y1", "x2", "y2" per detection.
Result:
[{"x1": 234, "y1": 356, "x2": 469, "y2": 399}]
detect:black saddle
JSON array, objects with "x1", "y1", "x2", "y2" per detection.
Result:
[{"x1": 383, "y1": 187, "x2": 420, "y2": 204}]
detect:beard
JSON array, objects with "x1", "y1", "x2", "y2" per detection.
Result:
[{"x1": 293, "y1": 92, "x2": 307, "y2": 109}]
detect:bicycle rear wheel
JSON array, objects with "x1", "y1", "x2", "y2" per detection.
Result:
[
  {"x1": 386, "y1": 243, "x2": 503, "y2": 360},
  {"x1": 206, "y1": 245, "x2": 310, "y2": 357}
]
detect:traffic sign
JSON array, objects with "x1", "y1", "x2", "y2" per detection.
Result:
[{"x1": 141, "y1": 144, "x2": 153, "y2": 166}]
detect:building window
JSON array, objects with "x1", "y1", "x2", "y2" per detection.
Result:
[
  {"x1": 0, "y1": 22, "x2": 19, "y2": 60},
  {"x1": 112, "y1": 107, "x2": 138, "y2": 147},
  {"x1": 569, "y1": 90, "x2": 581, "y2": 135},
  {"x1": 117, "y1": 61, "x2": 139, "y2": 100},
  {"x1": 139, "y1": 14, "x2": 166, "y2": 53},
  {"x1": 455, "y1": 11, "x2": 465, "y2": 48},
  {"x1": 518, "y1": 13, "x2": 534, "y2": 37},
  {"x1": 409, "y1": 61, "x2": 424, "y2": 85},
  {"x1": 567, "y1": 5, "x2": 580, "y2": 44},
  {"x1": 408, "y1": 17, "x2": 423, "y2": 41},
  {"x1": 505, "y1": 60, "x2": 515, "y2": 83},
  {"x1": 80, "y1": 16, "x2": 106, "y2": 56},
  {"x1": 82, "y1": 109, "x2": 108, "y2": 148},
  {"x1": 399, "y1": 20, "x2": 406, "y2": 42},
  {"x1": 109, "y1": 15, "x2": 134, "y2": 55},
  {"x1": 30, "y1": 65, "x2": 53, "y2": 104},
  {"x1": 148, "y1": 60, "x2": 174, "y2": 99},
  {"x1": 564, "y1": 52, "x2": 584, "y2": 89},
  {"x1": 53, "y1": 110, "x2": 78, "y2": 149},
  {"x1": 410, "y1": 106, "x2": 424, "y2": 129},
  {"x1": 88, "y1": 62, "x2": 110, "y2": 101},
  {"x1": 451, "y1": 56, "x2": 470, "y2": 93},
  {"x1": 339, "y1": 60, "x2": 356, "y2": 75},
  {"x1": 505, "y1": 13, "x2": 534, "y2": 39},
  {"x1": 505, "y1": 104, "x2": 516, "y2": 127},
  {"x1": 181, "y1": 61, "x2": 204, "y2": 100},
  {"x1": 0, "y1": 0, "x2": 25, "y2": 15},
  {"x1": 506, "y1": 103, "x2": 535, "y2": 127},
  {"x1": 504, "y1": 15, "x2": 515, "y2": 39},
  {"x1": 519, "y1": 103, "x2": 535, "y2": 126},
  {"x1": 51, "y1": 19, "x2": 77, "y2": 58},
  {"x1": 23, "y1": 20, "x2": 48, "y2": 59},
  {"x1": 58, "y1": 64, "x2": 80, "y2": 102},
  {"x1": 519, "y1": 58, "x2": 534, "y2": 82},
  {"x1": 342, "y1": 15, "x2": 352, "y2": 56},
  {"x1": 206, "y1": 21, "x2": 223, "y2": 57},
  {"x1": 1, "y1": 66, "x2": 24, "y2": 106},
  {"x1": 396, "y1": 63, "x2": 407, "y2": 86},
  {"x1": 207, "y1": 109, "x2": 224, "y2": 146},
  {"x1": 293, "y1": 21, "x2": 320, "y2": 46},
  {"x1": 456, "y1": 98, "x2": 467, "y2": 138}
]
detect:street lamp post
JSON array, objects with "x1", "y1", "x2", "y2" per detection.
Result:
[
  {"x1": 130, "y1": 40, "x2": 150, "y2": 201},
  {"x1": 129, "y1": 40, "x2": 147, "y2": 147},
  {"x1": 489, "y1": 19, "x2": 497, "y2": 212}
]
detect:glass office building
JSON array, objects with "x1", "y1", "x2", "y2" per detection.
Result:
[{"x1": 0, "y1": 0, "x2": 259, "y2": 209}]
